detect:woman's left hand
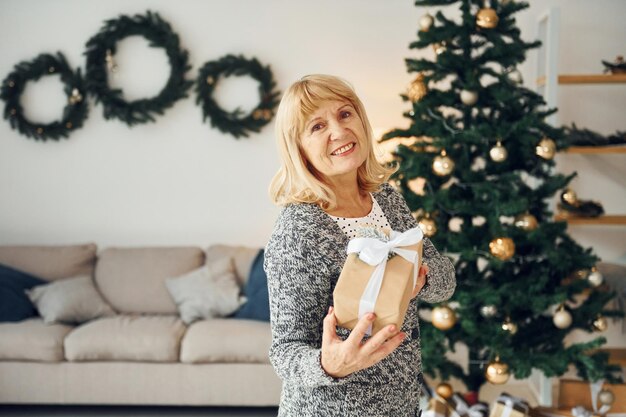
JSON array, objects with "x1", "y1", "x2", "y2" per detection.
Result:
[{"x1": 411, "y1": 263, "x2": 428, "y2": 299}]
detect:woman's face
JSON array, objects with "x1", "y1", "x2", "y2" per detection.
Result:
[{"x1": 300, "y1": 100, "x2": 368, "y2": 183}]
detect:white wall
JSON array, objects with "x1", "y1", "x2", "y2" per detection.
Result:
[{"x1": 1, "y1": 0, "x2": 624, "y2": 257}]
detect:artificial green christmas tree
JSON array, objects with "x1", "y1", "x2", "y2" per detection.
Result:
[{"x1": 382, "y1": 0, "x2": 623, "y2": 396}]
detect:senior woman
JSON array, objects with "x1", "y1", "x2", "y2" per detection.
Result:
[{"x1": 264, "y1": 74, "x2": 455, "y2": 417}]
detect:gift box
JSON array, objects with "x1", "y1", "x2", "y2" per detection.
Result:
[
  {"x1": 333, "y1": 226, "x2": 423, "y2": 336},
  {"x1": 424, "y1": 397, "x2": 455, "y2": 417},
  {"x1": 423, "y1": 392, "x2": 489, "y2": 417},
  {"x1": 489, "y1": 393, "x2": 530, "y2": 417}
]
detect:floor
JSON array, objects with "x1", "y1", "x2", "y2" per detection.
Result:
[{"x1": 0, "y1": 405, "x2": 279, "y2": 417}]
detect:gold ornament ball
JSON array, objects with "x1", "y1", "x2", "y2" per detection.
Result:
[
  {"x1": 574, "y1": 269, "x2": 590, "y2": 280},
  {"x1": 485, "y1": 360, "x2": 510, "y2": 385},
  {"x1": 587, "y1": 269, "x2": 604, "y2": 287},
  {"x1": 436, "y1": 382, "x2": 454, "y2": 399},
  {"x1": 408, "y1": 73, "x2": 428, "y2": 102},
  {"x1": 432, "y1": 305, "x2": 456, "y2": 330},
  {"x1": 433, "y1": 151, "x2": 455, "y2": 176},
  {"x1": 252, "y1": 109, "x2": 263, "y2": 120},
  {"x1": 501, "y1": 318, "x2": 518, "y2": 335},
  {"x1": 598, "y1": 390, "x2": 615, "y2": 406},
  {"x1": 489, "y1": 141, "x2": 508, "y2": 162},
  {"x1": 418, "y1": 217, "x2": 438, "y2": 238},
  {"x1": 206, "y1": 75, "x2": 215, "y2": 85},
  {"x1": 593, "y1": 316, "x2": 608, "y2": 332},
  {"x1": 433, "y1": 42, "x2": 447, "y2": 55},
  {"x1": 561, "y1": 188, "x2": 578, "y2": 205},
  {"x1": 476, "y1": 7, "x2": 499, "y2": 29},
  {"x1": 536, "y1": 138, "x2": 556, "y2": 160},
  {"x1": 420, "y1": 13, "x2": 434, "y2": 31},
  {"x1": 553, "y1": 308, "x2": 572, "y2": 329},
  {"x1": 460, "y1": 89, "x2": 479, "y2": 106},
  {"x1": 489, "y1": 237, "x2": 515, "y2": 261},
  {"x1": 66, "y1": 122, "x2": 73, "y2": 129},
  {"x1": 514, "y1": 213, "x2": 538, "y2": 231}
]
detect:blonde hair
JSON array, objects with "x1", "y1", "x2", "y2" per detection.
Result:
[{"x1": 269, "y1": 74, "x2": 396, "y2": 210}]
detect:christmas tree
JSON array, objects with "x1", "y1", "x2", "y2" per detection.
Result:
[{"x1": 382, "y1": 0, "x2": 623, "y2": 395}]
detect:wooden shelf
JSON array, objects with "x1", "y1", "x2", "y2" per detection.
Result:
[
  {"x1": 554, "y1": 214, "x2": 626, "y2": 225},
  {"x1": 563, "y1": 145, "x2": 626, "y2": 154},
  {"x1": 536, "y1": 73, "x2": 626, "y2": 86},
  {"x1": 599, "y1": 348, "x2": 626, "y2": 367}
]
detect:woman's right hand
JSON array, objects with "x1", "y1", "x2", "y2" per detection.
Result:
[{"x1": 320, "y1": 306, "x2": 405, "y2": 378}]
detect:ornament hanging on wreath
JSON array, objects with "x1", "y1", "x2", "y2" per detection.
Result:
[
  {"x1": 195, "y1": 54, "x2": 280, "y2": 139},
  {"x1": 84, "y1": 11, "x2": 193, "y2": 126},
  {"x1": 0, "y1": 52, "x2": 88, "y2": 141}
]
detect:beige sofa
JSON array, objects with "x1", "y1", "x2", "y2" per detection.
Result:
[{"x1": 0, "y1": 243, "x2": 282, "y2": 406}]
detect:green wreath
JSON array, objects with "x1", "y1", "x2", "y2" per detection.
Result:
[
  {"x1": 84, "y1": 11, "x2": 192, "y2": 126},
  {"x1": 196, "y1": 54, "x2": 280, "y2": 138},
  {"x1": 0, "y1": 52, "x2": 88, "y2": 141}
]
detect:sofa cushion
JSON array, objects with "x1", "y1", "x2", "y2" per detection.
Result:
[
  {"x1": 64, "y1": 315, "x2": 185, "y2": 362},
  {"x1": 0, "y1": 318, "x2": 73, "y2": 361},
  {"x1": 165, "y1": 258, "x2": 245, "y2": 325},
  {"x1": 27, "y1": 276, "x2": 116, "y2": 324},
  {"x1": 0, "y1": 264, "x2": 46, "y2": 322},
  {"x1": 0, "y1": 243, "x2": 97, "y2": 281},
  {"x1": 180, "y1": 318, "x2": 271, "y2": 364},
  {"x1": 95, "y1": 247, "x2": 205, "y2": 314},
  {"x1": 232, "y1": 250, "x2": 270, "y2": 322},
  {"x1": 206, "y1": 244, "x2": 260, "y2": 287}
]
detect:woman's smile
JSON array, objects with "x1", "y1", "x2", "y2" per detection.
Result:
[{"x1": 331, "y1": 142, "x2": 356, "y2": 156}]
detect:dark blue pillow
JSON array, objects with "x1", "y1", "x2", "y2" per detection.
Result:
[
  {"x1": 0, "y1": 263, "x2": 47, "y2": 322},
  {"x1": 233, "y1": 249, "x2": 270, "y2": 321}
]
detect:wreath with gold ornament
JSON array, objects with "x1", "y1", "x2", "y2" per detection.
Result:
[
  {"x1": 84, "y1": 11, "x2": 193, "y2": 126},
  {"x1": 195, "y1": 54, "x2": 280, "y2": 138},
  {"x1": 1, "y1": 52, "x2": 88, "y2": 141}
]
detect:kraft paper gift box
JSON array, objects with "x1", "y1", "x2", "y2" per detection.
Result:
[
  {"x1": 489, "y1": 393, "x2": 529, "y2": 417},
  {"x1": 333, "y1": 226, "x2": 423, "y2": 336}
]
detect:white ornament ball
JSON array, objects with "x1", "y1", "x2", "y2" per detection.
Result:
[
  {"x1": 448, "y1": 217, "x2": 464, "y2": 232},
  {"x1": 472, "y1": 216, "x2": 487, "y2": 226},
  {"x1": 420, "y1": 14, "x2": 434, "y2": 31},
  {"x1": 598, "y1": 390, "x2": 615, "y2": 406},
  {"x1": 460, "y1": 90, "x2": 479, "y2": 106},
  {"x1": 481, "y1": 305, "x2": 497, "y2": 318},
  {"x1": 587, "y1": 270, "x2": 604, "y2": 287},
  {"x1": 553, "y1": 309, "x2": 573, "y2": 329},
  {"x1": 489, "y1": 142, "x2": 508, "y2": 162}
]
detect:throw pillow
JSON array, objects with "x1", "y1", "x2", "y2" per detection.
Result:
[
  {"x1": 26, "y1": 275, "x2": 116, "y2": 324},
  {"x1": 233, "y1": 249, "x2": 270, "y2": 321},
  {"x1": 165, "y1": 257, "x2": 245, "y2": 325},
  {"x1": 0, "y1": 263, "x2": 47, "y2": 322}
]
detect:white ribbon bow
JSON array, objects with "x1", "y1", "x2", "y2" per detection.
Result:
[
  {"x1": 495, "y1": 393, "x2": 529, "y2": 417},
  {"x1": 347, "y1": 227, "x2": 423, "y2": 335},
  {"x1": 450, "y1": 393, "x2": 489, "y2": 417}
]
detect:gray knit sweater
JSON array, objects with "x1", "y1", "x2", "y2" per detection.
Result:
[{"x1": 264, "y1": 183, "x2": 456, "y2": 417}]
